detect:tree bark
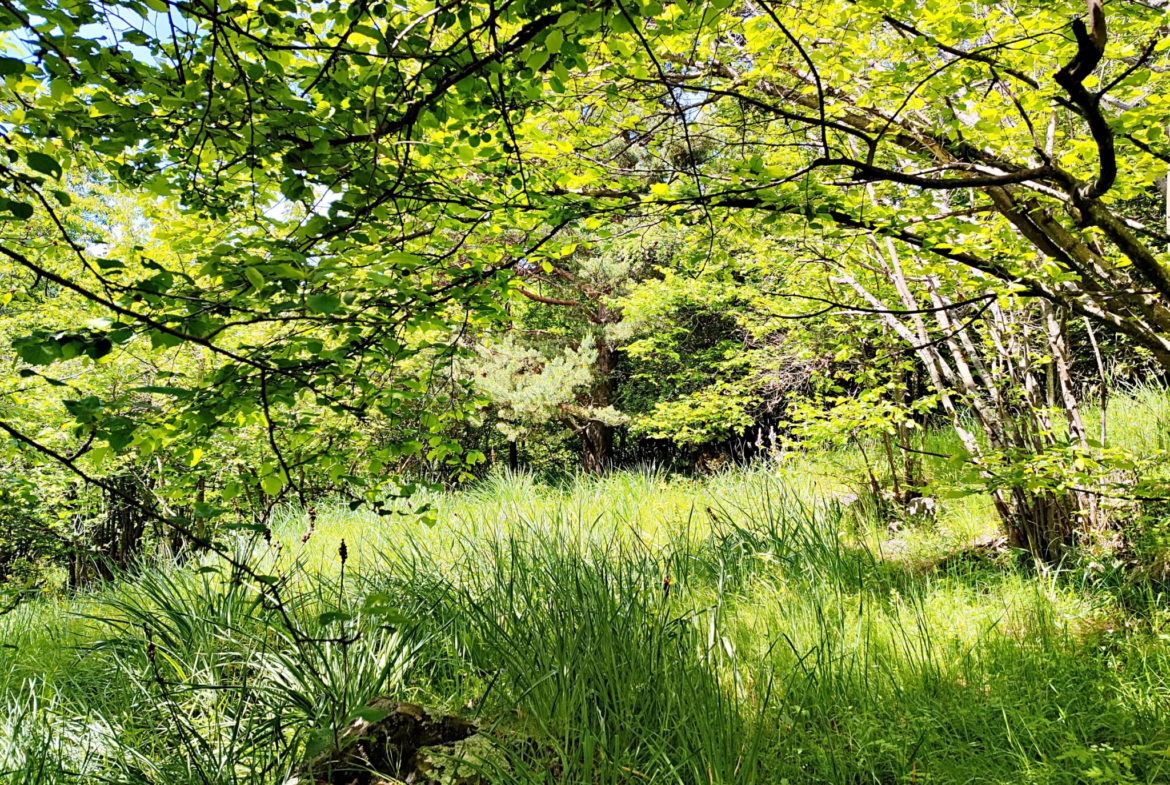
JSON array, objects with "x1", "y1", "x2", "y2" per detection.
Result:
[
  {"x1": 582, "y1": 421, "x2": 612, "y2": 474},
  {"x1": 581, "y1": 338, "x2": 615, "y2": 474}
]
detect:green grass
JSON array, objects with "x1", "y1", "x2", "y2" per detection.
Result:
[{"x1": 3, "y1": 462, "x2": 1170, "y2": 784}]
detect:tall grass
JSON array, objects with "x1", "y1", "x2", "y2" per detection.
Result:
[{"x1": 3, "y1": 465, "x2": 1170, "y2": 784}]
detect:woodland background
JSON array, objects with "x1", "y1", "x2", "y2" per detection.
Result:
[{"x1": 2, "y1": 0, "x2": 1170, "y2": 782}]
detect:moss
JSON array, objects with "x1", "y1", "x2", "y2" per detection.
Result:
[{"x1": 416, "y1": 734, "x2": 510, "y2": 785}]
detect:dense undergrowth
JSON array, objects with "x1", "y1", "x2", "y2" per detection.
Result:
[{"x1": 3, "y1": 452, "x2": 1170, "y2": 784}]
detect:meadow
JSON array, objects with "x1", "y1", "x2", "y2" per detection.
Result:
[{"x1": 4, "y1": 389, "x2": 1170, "y2": 784}]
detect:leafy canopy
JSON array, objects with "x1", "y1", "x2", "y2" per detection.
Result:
[{"x1": 1, "y1": 0, "x2": 1168, "y2": 533}]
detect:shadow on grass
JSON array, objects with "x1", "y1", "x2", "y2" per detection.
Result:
[
  {"x1": 4, "y1": 477, "x2": 1170, "y2": 784},
  {"x1": 364, "y1": 488, "x2": 1170, "y2": 784}
]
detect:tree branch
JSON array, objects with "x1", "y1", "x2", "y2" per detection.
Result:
[{"x1": 1053, "y1": 0, "x2": 1116, "y2": 201}]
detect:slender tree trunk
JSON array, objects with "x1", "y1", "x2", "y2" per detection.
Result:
[
  {"x1": 581, "y1": 339, "x2": 615, "y2": 474},
  {"x1": 1084, "y1": 316, "x2": 1107, "y2": 445},
  {"x1": 67, "y1": 483, "x2": 82, "y2": 590},
  {"x1": 839, "y1": 263, "x2": 1092, "y2": 560},
  {"x1": 893, "y1": 362, "x2": 918, "y2": 494}
]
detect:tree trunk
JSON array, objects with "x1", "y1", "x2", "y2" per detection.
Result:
[
  {"x1": 839, "y1": 257, "x2": 1092, "y2": 561},
  {"x1": 73, "y1": 474, "x2": 151, "y2": 586},
  {"x1": 581, "y1": 338, "x2": 615, "y2": 474},
  {"x1": 582, "y1": 421, "x2": 612, "y2": 474}
]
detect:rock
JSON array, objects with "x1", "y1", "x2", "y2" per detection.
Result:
[
  {"x1": 970, "y1": 533, "x2": 1008, "y2": 553},
  {"x1": 287, "y1": 698, "x2": 484, "y2": 785}
]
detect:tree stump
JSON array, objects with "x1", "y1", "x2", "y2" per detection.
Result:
[{"x1": 287, "y1": 699, "x2": 499, "y2": 785}]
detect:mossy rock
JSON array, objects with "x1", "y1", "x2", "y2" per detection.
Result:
[{"x1": 287, "y1": 698, "x2": 484, "y2": 785}]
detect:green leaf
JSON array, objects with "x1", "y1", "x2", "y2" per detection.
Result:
[
  {"x1": 611, "y1": 10, "x2": 634, "y2": 33},
  {"x1": 144, "y1": 174, "x2": 172, "y2": 196},
  {"x1": 149, "y1": 330, "x2": 184, "y2": 350},
  {"x1": 260, "y1": 475, "x2": 284, "y2": 495},
  {"x1": 0, "y1": 57, "x2": 24, "y2": 76},
  {"x1": 26, "y1": 152, "x2": 62, "y2": 179},
  {"x1": 222, "y1": 521, "x2": 268, "y2": 532},
  {"x1": 3, "y1": 201, "x2": 33, "y2": 220},
  {"x1": 17, "y1": 342, "x2": 55, "y2": 365},
  {"x1": 244, "y1": 267, "x2": 265, "y2": 291},
  {"x1": 192, "y1": 502, "x2": 224, "y2": 518},
  {"x1": 303, "y1": 729, "x2": 336, "y2": 759},
  {"x1": 526, "y1": 48, "x2": 550, "y2": 71},
  {"x1": 307, "y1": 293, "x2": 340, "y2": 314},
  {"x1": 348, "y1": 706, "x2": 393, "y2": 723},
  {"x1": 317, "y1": 610, "x2": 353, "y2": 625},
  {"x1": 222, "y1": 481, "x2": 242, "y2": 502},
  {"x1": 946, "y1": 450, "x2": 970, "y2": 470},
  {"x1": 384, "y1": 251, "x2": 423, "y2": 267}
]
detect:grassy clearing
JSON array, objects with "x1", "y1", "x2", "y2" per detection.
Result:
[{"x1": 2, "y1": 462, "x2": 1170, "y2": 784}]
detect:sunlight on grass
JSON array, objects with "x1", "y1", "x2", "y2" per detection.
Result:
[{"x1": 3, "y1": 454, "x2": 1170, "y2": 783}]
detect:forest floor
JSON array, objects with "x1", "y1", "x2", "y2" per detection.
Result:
[{"x1": 4, "y1": 391, "x2": 1170, "y2": 783}]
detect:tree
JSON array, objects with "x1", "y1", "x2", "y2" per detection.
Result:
[
  {"x1": 462, "y1": 333, "x2": 627, "y2": 471},
  {"x1": 0, "y1": 0, "x2": 593, "y2": 543},
  {"x1": 1, "y1": 0, "x2": 1168, "y2": 565},
  {"x1": 523, "y1": 0, "x2": 1170, "y2": 371},
  {"x1": 615, "y1": 220, "x2": 827, "y2": 451},
  {"x1": 830, "y1": 238, "x2": 1099, "y2": 558}
]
